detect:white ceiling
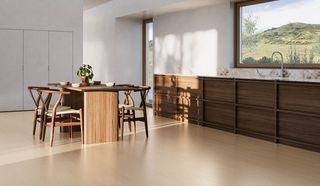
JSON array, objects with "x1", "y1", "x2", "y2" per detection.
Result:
[
  {"x1": 84, "y1": 0, "x2": 244, "y2": 15},
  {"x1": 83, "y1": 0, "x2": 111, "y2": 10},
  {"x1": 122, "y1": 0, "x2": 228, "y2": 19}
]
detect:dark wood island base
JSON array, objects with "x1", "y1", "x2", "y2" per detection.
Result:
[{"x1": 154, "y1": 74, "x2": 320, "y2": 153}]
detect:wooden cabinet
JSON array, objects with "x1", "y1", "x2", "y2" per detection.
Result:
[
  {"x1": 154, "y1": 74, "x2": 320, "y2": 152},
  {"x1": 237, "y1": 80, "x2": 276, "y2": 108},
  {"x1": 237, "y1": 107, "x2": 275, "y2": 141},
  {"x1": 203, "y1": 78, "x2": 234, "y2": 102},
  {"x1": 154, "y1": 75, "x2": 177, "y2": 95},
  {"x1": 279, "y1": 112, "x2": 320, "y2": 147},
  {"x1": 154, "y1": 75, "x2": 201, "y2": 122},
  {"x1": 278, "y1": 82, "x2": 320, "y2": 114},
  {"x1": 204, "y1": 102, "x2": 234, "y2": 130}
]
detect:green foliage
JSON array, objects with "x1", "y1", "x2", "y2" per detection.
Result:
[
  {"x1": 285, "y1": 45, "x2": 314, "y2": 64},
  {"x1": 77, "y1": 64, "x2": 94, "y2": 80},
  {"x1": 242, "y1": 56, "x2": 275, "y2": 64},
  {"x1": 242, "y1": 22, "x2": 320, "y2": 64},
  {"x1": 242, "y1": 14, "x2": 259, "y2": 52},
  {"x1": 257, "y1": 23, "x2": 319, "y2": 45},
  {"x1": 313, "y1": 34, "x2": 320, "y2": 54}
]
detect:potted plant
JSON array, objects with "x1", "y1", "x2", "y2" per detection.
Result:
[{"x1": 77, "y1": 64, "x2": 94, "y2": 86}]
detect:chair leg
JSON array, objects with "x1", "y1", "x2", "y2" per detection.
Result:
[
  {"x1": 118, "y1": 111, "x2": 121, "y2": 129},
  {"x1": 41, "y1": 115, "x2": 48, "y2": 141},
  {"x1": 32, "y1": 112, "x2": 38, "y2": 135},
  {"x1": 132, "y1": 110, "x2": 137, "y2": 134},
  {"x1": 121, "y1": 107, "x2": 125, "y2": 140},
  {"x1": 69, "y1": 114, "x2": 73, "y2": 138},
  {"x1": 143, "y1": 109, "x2": 149, "y2": 138},
  {"x1": 128, "y1": 122, "x2": 132, "y2": 132},
  {"x1": 79, "y1": 109, "x2": 84, "y2": 144},
  {"x1": 125, "y1": 110, "x2": 132, "y2": 132},
  {"x1": 50, "y1": 123, "x2": 55, "y2": 147}
]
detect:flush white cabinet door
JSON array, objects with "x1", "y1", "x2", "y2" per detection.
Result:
[
  {"x1": 0, "y1": 30, "x2": 23, "y2": 111},
  {"x1": 49, "y1": 32, "x2": 73, "y2": 83},
  {"x1": 23, "y1": 31, "x2": 49, "y2": 110}
]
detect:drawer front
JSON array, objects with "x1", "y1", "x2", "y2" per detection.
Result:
[
  {"x1": 204, "y1": 102, "x2": 235, "y2": 128},
  {"x1": 237, "y1": 81, "x2": 275, "y2": 108},
  {"x1": 279, "y1": 112, "x2": 320, "y2": 146},
  {"x1": 237, "y1": 107, "x2": 275, "y2": 136},
  {"x1": 279, "y1": 83, "x2": 320, "y2": 114},
  {"x1": 204, "y1": 78, "x2": 235, "y2": 103},
  {"x1": 154, "y1": 75, "x2": 177, "y2": 94}
]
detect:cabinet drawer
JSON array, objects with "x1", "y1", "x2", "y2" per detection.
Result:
[
  {"x1": 237, "y1": 81, "x2": 275, "y2": 108},
  {"x1": 204, "y1": 102, "x2": 235, "y2": 128},
  {"x1": 203, "y1": 78, "x2": 234, "y2": 102},
  {"x1": 279, "y1": 83, "x2": 320, "y2": 114}
]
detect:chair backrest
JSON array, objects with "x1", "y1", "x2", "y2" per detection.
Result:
[
  {"x1": 38, "y1": 89, "x2": 70, "y2": 117},
  {"x1": 123, "y1": 91, "x2": 135, "y2": 106},
  {"x1": 28, "y1": 86, "x2": 50, "y2": 109}
]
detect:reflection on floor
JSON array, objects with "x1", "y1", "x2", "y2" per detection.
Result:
[
  {"x1": 0, "y1": 108, "x2": 182, "y2": 166},
  {"x1": 0, "y1": 109, "x2": 320, "y2": 185}
]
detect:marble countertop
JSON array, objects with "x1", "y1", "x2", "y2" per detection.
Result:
[{"x1": 155, "y1": 74, "x2": 320, "y2": 83}]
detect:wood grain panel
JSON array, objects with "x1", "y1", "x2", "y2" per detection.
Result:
[
  {"x1": 177, "y1": 76, "x2": 201, "y2": 98},
  {"x1": 154, "y1": 93, "x2": 177, "y2": 116},
  {"x1": 204, "y1": 102, "x2": 235, "y2": 128},
  {"x1": 279, "y1": 112, "x2": 320, "y2": 146},
  {"x1": 84, "y1": 91, "x2": 118, "y2": 144},
  {"x1": 203, "y1": 78, "x2": 235, "y2": 102},
  {"x1": 63, "y1": 89, "x2": 84, "y2": 109},
  {"x1": 178, "y1": 97, "x2": 199, "y2": 121},
  {"x1": 154, "y1": 75, "x2": 177, "y2": 95},
  {"x1": 154, "y1": 74, "x2": 320, "y2": 152},
  {"x1": 237, "y1": 107, "x2": 275, "y2": 136},
  {"x1": 237, "y1": 80, "x2": 275, "y2": 108},
  {"x1": 278, "y1": 83, "x2": 320, "y2": 114}
]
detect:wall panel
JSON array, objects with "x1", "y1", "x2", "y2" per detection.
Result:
[
  {"x1": 23, "y1": 30, "x2": 49, "y2": 110},
  {"x1": 0, "y1": 30, "x2": 23, "y2": 111}
]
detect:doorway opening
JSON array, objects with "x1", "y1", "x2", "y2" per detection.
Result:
[{"x1": 143, "y1": 19, "x2": 153, "y2": 106}]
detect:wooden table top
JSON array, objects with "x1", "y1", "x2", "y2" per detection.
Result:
[{"x1": 49, "y1": 83, "x2": 149, "y2": 92}]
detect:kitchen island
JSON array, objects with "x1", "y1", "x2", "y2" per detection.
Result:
[{"x1": 154, "y1": 74, "x2": 320, "y2": 152}]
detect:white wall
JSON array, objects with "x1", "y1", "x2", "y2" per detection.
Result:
[
  {"x1": 154, "y1": 2, "x2": 232, "y2": 76},
  {"x1": 114, "y1": 18, "x2": 142, "y2": 85},
  {"x1": 83, "y1": 2, "x2": 116, "y2": 82},
  {"x1": 84, "y1": 0, "x2": 233, "y2": 82},
  {"x1": 83, "y1": 2, "x2": 142, "y2": 86}
]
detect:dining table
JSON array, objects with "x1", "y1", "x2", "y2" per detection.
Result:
[{"x1": 49, "y1": 83, "x2": 149, "y2": 144}]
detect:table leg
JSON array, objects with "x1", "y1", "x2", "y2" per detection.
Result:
[{"x1": 84, "y1": 91, "x2": 119, "y2": 144}]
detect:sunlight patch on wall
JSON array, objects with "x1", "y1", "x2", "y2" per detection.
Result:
[{"x1": 155, "y1": 29, "x2": 218, "y2": 76}]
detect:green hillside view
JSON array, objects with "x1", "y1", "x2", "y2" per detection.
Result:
[{"x1": 242, "y1": 22, "x2": 320, "y2": 64}]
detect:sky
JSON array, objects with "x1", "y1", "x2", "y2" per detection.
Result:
[
  {"x1": 242, "y1": 0, "x2": 320, "y2": 32},
  {"x1": 148, "y1": 23, "x2": 153, "y2": 41}
]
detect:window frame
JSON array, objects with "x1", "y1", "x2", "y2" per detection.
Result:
[{"x1": 234, "y1": 0, "x2": 320, "y2": 69}]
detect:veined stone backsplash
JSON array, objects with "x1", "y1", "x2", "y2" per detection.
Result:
[{"x1": 217, "y1": 68, "x2": 320, "y2": 80}]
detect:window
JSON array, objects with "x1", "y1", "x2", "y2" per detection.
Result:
[
  {"x1": 235, "y1": 0, "x2": 320, "y2": 68},
  {"x1": 143, "y1": 19, "x2": 153, "y2": 105}
]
